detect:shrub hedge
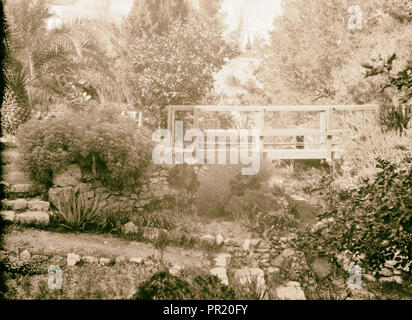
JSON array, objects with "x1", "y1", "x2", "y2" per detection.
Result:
[{"x1": 17, "y1": 111, "x2": 153, "y2": 191}]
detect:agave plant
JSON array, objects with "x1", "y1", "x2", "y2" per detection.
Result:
[{"x1": 54, "y1": 188, "x2": 104, "y2": 230}]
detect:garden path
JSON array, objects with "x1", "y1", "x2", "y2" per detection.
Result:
[{"x1": 4, "y1": 228, "x2": 210, "y2": 268}]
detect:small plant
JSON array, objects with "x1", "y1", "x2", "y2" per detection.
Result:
[
  {"x1": 54, "y1": 188, "x2": 104, "y2": 230},
  {"x1": 153, "y1": 230, "x2": 170, "y2": 265},
  {"x1": 253, "y1": 211, "x2": 299, "y2": 239},
  {"x1": 133, "y1": 269, "x2": 237, "y2": 300},
  {"x1": 1, "y1": 251, "x2": 49, "y2": 276},
  {"x1": 132, "y1": 270, "x2": 193, "y2": 300}
]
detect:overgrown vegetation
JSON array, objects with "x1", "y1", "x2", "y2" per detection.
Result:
[{"x1": 17, "y1": 110, "x2": 153, "y2": 190}]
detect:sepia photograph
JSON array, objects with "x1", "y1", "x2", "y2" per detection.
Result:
[{"x1": 0, "y1": 0, "x2": 410, "y2": 309}]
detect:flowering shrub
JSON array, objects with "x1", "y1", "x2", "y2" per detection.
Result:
[{"x1": 17, "y1": 111, "x2": 153, "y2": 190}]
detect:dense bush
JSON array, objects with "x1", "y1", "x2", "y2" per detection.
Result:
[
  {"x1": 316, "y1": 157, "x2": 412, "y2": 274},
  {"x1": 17, "y1": 111, "x2": 153, "y2": 190},
  {"x1": 133, "y1": 269, "x2": 236, "y2": 300}
]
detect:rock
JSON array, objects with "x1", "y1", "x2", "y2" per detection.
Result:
[
  {"x1": 215, "y1": 234, "x2": 224, "y2": 246},
  {"x1": 169, "y1": 265, "x2": 183, "y2": 276},
  {"x1": 15, "y1": 211, "x2": 49, "y2": 225},
  {"x1": 210, "y1": 267, "x2": 228, "y2": 286},
  {"x1": 243, "y1": 239, "x2": 251, "y2": 251},
  {"x1": 122, "y1": 221, "x2": 138, "y2": 234},
  {"x1": 201, "y1": 234, "x2": 215, "y2": 245},
  {"x1": 224, "y1": 238, "x2": 242, "y2": 247},
  {"x1": 363, "y1": 274, "x2": 376, "y2": 282},
  {"x1": 379, "y1": 268, "x2": 393, "y2": 277},
  {"x1": 251, "y1": 239, "x2": 260, "y2": 247},
  {"x1": 27, "y1": 200, "x2": 50, "y2": 212},
  {"x1": 130, "y1": 257, "x2": 143, "y2": 264},
  {"x1": 2, "y1": 199, "x2": 28, "y2": 211},
  {"x1": 272, "y1": 248, "x2": 295, "y2": 267},
  {"x1": 0, "y1": 210, "x2": 15, "y2": 222},
  {"x1": 275, "y1": 281, "x2": 306, "y2": 300},
  {"x1": 115, "y1": 256, "x2": 126, "y2": 264},
  {"x1": 20, "y1": 249, "x2": 31, "y2": 261},
  {"x1": 67, "y1": 253, "x2": 81, "y2": 266},
  {"x1": 380, "y1": 276, "x2": 403, "y2": 285},
  {"x1": 234, "y1": 268, "x2": 266, "y2": 291},
  {"x1": 99, "y1": 257, "x2": 111, "y2": 266},
  {"x1": 214, "y1": 254, "x2": 231, "y2": 268},
  {"x1": 82, "y1": 256, "x2": 98, "y2": 264},
  {"x1": 53, "y1": 164, "x2": 82, "y2": 187}
]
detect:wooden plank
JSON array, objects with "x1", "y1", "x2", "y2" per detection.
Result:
[
  {"x1": 167, "y1": 106, "x2": 172, "y2": 132},
  {"x1": 326, "y1": 108, "x2": 333, "y2": 161},
  {"x1": 179, "y1": 104, "x2": 379, "y2": 112},
  {"x1": 262, "y1": 129, "x2": 342, "y2": 136},
  {"x1": 320, "y1": 112, "x2": 326, "y2": 148},
  {"x1": 264, "y1": 149, "x2": 327, "y2": 160},
  {"x1": 194, "y1": 107, "x2": 199, "y2": 129}
]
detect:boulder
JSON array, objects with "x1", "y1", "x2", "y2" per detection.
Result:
[
  {"x1": 275, "y1": 281, "x2": 306, "y2": 300},
  {"x1": 0, "y1": 211, "x2": 15, "y2": 222},
  {"x1": 67, "y1": 253, "x2": 81, "y2": 267},
  {"x1": 53, "y1": 164, "x2": 82, "y2": 187},
  {"x1": 15, "y1": 211, "x2": 49, "y2": 225}
]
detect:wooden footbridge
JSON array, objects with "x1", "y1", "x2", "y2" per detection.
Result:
[{"x1": 166, "y1": 105, "x2": 379, "y2": 162}]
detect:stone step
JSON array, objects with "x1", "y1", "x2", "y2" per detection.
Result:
[
  {"x1": 1, "y1": 199, "x2": 50, "y2": 212},
  {"x1": 2, "y1": 183, "x2": 39, "y2": 198},
  {"x1": 0, "y1": 210, "x2": 15, "y2": 222},
  {"x1": 15, "y1": 211, "x2": 50, "y2": 225}
]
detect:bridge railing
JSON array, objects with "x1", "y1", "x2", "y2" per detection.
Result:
[{"x1": 166, "y1": 105, "x2": 379, "y2": 162}]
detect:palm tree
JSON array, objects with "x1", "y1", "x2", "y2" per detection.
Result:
[{"x1": 1, "y1": 0, "x2": 113, "y2": 135}]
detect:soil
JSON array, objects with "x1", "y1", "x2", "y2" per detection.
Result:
[{"x1": 3, "y1": 228, "x2": 210, "y2": 268}]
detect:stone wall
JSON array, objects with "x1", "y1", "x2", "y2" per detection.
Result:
[{"x1": 48, "y1": 164, "x2": 175, "y2": 213}]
